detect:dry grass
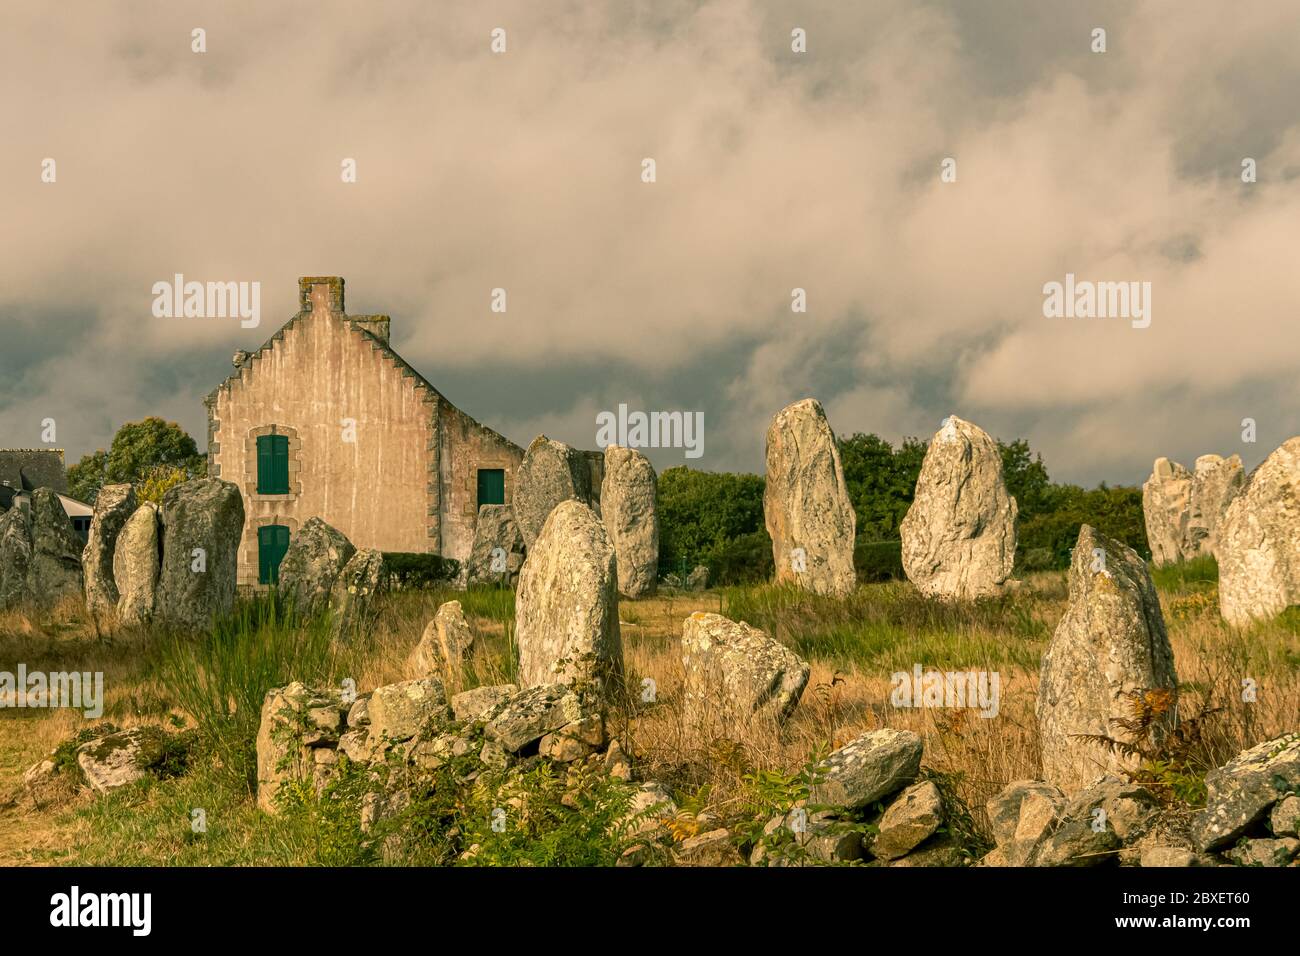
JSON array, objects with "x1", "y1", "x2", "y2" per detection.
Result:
[{"x1": 0, "y1": 569, "x2": 1296, "y2": 863}]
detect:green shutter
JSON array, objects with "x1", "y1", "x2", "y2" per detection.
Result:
[
  {"x1": 477, "y1": 468, "x2": 505, "y2": 507},
  {"x1": 258, "y1": 524, "x2": 291, "y2": 585},
  {"x1": 256, "y1": 434, "x2": 290, "y2": 495}
]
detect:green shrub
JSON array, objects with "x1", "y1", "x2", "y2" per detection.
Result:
[
  {"x1": 704, "y1": 529, "x2": 774, "y2": 586},
  {"x1": 381, "y1": 552, "x2": 461, "y2": 590},
  {"x1": 855, "y1": 539, "x2": 903, "y2": 582}
]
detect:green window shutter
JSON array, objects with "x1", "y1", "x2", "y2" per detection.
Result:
[
  {"x1": 256, "y1": 434, "x2": 290, "y2": 495},
  {"x1": 258, "y1": 524, "x2": 291, "y2": 585},
  {"x1": 477, "y1": 468, "x2": 505, "y2": 507}
]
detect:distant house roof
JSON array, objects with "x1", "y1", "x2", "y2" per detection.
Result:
[{"x1": 0, "y1": 449, "x2": 69, "y2": 494}]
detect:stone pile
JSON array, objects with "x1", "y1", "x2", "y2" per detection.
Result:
[{"x1": 981, "y1": 734, "x2": 1300, "y2": 868}]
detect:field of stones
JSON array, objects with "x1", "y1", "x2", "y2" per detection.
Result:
[{"x1": 0, "y1": 401, "x2": 1297, "y2": 868}]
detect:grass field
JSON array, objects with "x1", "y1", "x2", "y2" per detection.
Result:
[{"x1": 0, "y1": 560, "x2": 1296, "y2": 865}]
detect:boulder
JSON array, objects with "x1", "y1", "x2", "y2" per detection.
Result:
[
  {"x1": 483, "y1": 683, "x2": 583, "y2": 752},
  {"x1": 0, "y1": 506, "x2": 33, "y2": 609},
  {"x1": 1142, "y1": 457, "x2": 1193, "y2": 566},
  {"x1": 27, "y1": 487, "x2": 84, "y2": 605},
  {"x1": 686, "y1": 565, "x2": 709, "y2": 591},
  {"x1": 75, "y1": 726, "x2": 180, "y2": 795},
  {"x1": 676, "y1": 828, "x2": 744, "y2": 866},
  {"x1": 365, "y1": 677, "x2": 449, "y2": 751},
  {"x1": 154, "y1": 478, "x2": 244, "y2": 632},
  {"x1": 515, "y1": 500, "x2": 623, "y2": 707},
  {"x1": 113, "y1": 502, "x2": 160, "y2": 626},
  {"x1": 1192, "y1": 734, "x2": 1300, "y2": 851},
  {"x1": 807, "y1": 729, "x2": 923, "y2": 810},
  {"x1": 82, "y1": 483, "x2": 136, "y2": 616},
  {"x1": 512, "y1": 435, "x2": 595, "y2": 550},
  {"x1": 900, "y1": 416, "x2": 1017, "y2": 600},
  {"x1": 986, "y1": 780, "x2": 1066, "y2": 847},
  {"x1": 1217, "y1": 438, "x2": 1300, "y2": 626},
  {"x1": 329, "y1": 548, "x2": 384, "y2": 639},
  {"x1": 763, "y1": 398, "x2": 857, "y2": 596},
  {"x1": 1037, "y1": 525, "x2": 1177, "y2": 793},
  {"x1": 407, "y1": 600, "x2": 474, "y2": 680},
  {"x1": 986, "y1": 780, "x2": 1067, "y2": 866},
  {"x1": 680, "y1": 612, "x2": 809, "y2": 730},
  {"x1": 451, "y1": 684, "x2": 518, "y2": 722},
  {"x1": 276, "y1": 517, "x2": 355, "y2": 616},
  {"x1": 1226, "y1": 837, "x2": 1299, "y2": 867},
  {"x1": 1271, "y1": 794, "x2": 1300, "y2": 837},
  {"x1": 600, "y1": 445, "x2": 659, "y2": 597},
  {"x1": 466, "y1": 505, "x2": 525, "y2": 586},
  {"x1": 871, "y1": 781, "x2": 944, "y2": 860}
]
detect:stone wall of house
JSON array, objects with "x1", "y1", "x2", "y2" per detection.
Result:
[
  {"x1": 208, "y1": 279, "x2": 438, "y2": 587},
  {"x1": 438, "y1": 402, "x2": 524, "y2": 564}
]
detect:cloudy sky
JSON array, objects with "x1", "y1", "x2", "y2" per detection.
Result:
[{"x1": 4, "y1": 1, "x2": 1300, "y2": 485}]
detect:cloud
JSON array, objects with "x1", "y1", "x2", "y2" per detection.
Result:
[{"x1": 2, "y1": 0, "x2": 1298, "y2": 485}]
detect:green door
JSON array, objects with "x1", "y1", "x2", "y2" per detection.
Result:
[
  {"x1": 477, "y1": 468, "x2": 505, "y2": 507},
  {"x1": 258, "y1": 524, "x2": 291, "y2": 585}
]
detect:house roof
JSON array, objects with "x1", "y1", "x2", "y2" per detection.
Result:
[
  {"x1": 205, "y1": 277, "x2": 521, "y2": 453},
  {"x1": 0, "y1": 449, "x2": 68, "y2": 494}
]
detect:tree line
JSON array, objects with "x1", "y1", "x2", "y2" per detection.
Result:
[{"x1": 658, "y1": 433, "x2": 1148, "y2": 586}]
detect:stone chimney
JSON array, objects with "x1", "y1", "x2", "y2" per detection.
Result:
[{"x1": 298, "y1": 276, "x2": 345, "y2": 314}]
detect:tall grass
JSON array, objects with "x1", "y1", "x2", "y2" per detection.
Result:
[
  {"x1": 1150, "y1": 555, "x2": 1219, "y2": 592},
  {"x1": 155, "y1": 594, "x2": 343, "y2": 791}
]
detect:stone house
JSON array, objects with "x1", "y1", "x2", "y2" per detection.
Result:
[
  {"x1": 205, "y1": 277, "x2": 524, "y2": 588},
  {"x1": 0, "y1": 448, "x2": 93, "y2": 538}
]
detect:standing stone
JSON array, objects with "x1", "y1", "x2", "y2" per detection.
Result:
[
  {"x1": 329, "y1": 548, "x2": 384, "y2": 639},
  {"x1": 154, "y1": 478, "x2": 244, "y2": 632},
  {"x1": 513, "y1": 435, "x2": 595, "y2": 550},
  {"x1": 1142, "y1": 458, "x2": 1193, "y2": 566},
  {"x1": 1217, "y1": 438, "x2": 1300, "y2": 626},
  {"x1": 467, "y1": 504, "x2": 525, "y2": 586},
  {"x1": 601, "y1": 445, "x2": 659, "y2": 598},
  {"x1": 680, "y1": 612, "x2": 809, "y2": 730},
  {"x1": 114, "y1": 502, "x2": 161, "y2": 627},
  {"x1": 515, "y1": 500, "x2": 623, "y2": 708},
  {"x1": 276, "y1": 517, "x2": 355, "y2": 617},
  {"x1": 763, "y1": 399, "x2": 857, "y2": 597},
  {"x1": 1037, "y1": 525, "x2": 1178, "y2": 792},
  {"x1": 0, "y1": 506, "x2": 33, "y2": 610},
  {"x1": 1187, "y1": 454, "x2": 1244, "y2": 558},
  {"x1": 82, "y1": 483, "x2": 137, "y2": 616},
  {"x1": 27, "y1": 487, "x2": 85, "y2": 605},
  {"x1": 1144, "y1": 454, "x2": 1244, "y2": 565},
  {"x1": 900, "y1": 416, "x2": 1017, "y2": 600},
  {"x1": 407, "y1": 600, "x2": 475, "y2": 679}
]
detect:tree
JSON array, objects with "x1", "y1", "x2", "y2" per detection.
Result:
[
  {"x1": 67, "y1": 417, "x2": 206, "y2": 504},
  {"x1": 837, "y1": 432, "x2": 925, "y2": 539},
  {"x1": 998, "y1": 438, "x2": 1053, "y2": 519}
]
